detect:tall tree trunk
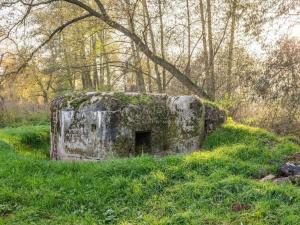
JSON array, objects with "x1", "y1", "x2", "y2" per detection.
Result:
[
  {"x1": 80, "y1": 38, "x2": 92, "y2": 90},
  {"x1": 142, "y1": 5, "x2": 153, "y2": 93},
  {"x1": 130, "y1": 40, "x2": 146, "y2": 92},
  {"x1": 42, "y1": 90, "x2": 49, "y2": 104},
  {"x1": 99, "y1": 29, "x2": 111, "y2": 91},
  {"x1": 104, "y1": 50, "x2": 111, "y2": 91},
  {"x1": 61, "y1": 33, "x2": 75, "y2": 90},
  {"x1": 146, "y1": 57, "x2": 152, "y2": 92},
  {"x1": 226, "y1": 0, "x2": 237, "y2": 96},
  {"x1": 124, "y1": 0, "x2": 146, "y2": 92},
  {"x1": 142, "y1": 0, "x2": 163, "y2": 92},
  {"x1": 206, "y1": 0, "x2": 215, "y2": 100},
  {"x1": 92, "y1": 35, "x2": 100, "y2": 90},
  {"x1": 62, "y1": 47, "x2": 75, "y2": 90},
  {"x1": 186, "y1": 0, "x2": 192, "y2": 94},
  {"x1": 98, "y1": 30, "x2": 105, "y2": 90},
  {"x1": 186, "y1": 0, "x2": 191, "y2": 78},
  {"x1": 158, "y1": 0, "x2": 167, "y2": 91},
  {"x1": 199, "y1": 0, "x2": 209, "y2": 86}
]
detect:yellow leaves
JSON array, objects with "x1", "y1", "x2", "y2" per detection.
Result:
[
  {"x1": 184, "y1": 149, "x2": 227, "y2": 165},
  {"x1": 131, "y1": 180, "x2": 143, "y2": 197},
  {"x1": 151, "y1": 171, "x2": 167, "y2": 183}
]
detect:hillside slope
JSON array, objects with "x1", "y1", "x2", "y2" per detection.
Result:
[{"x1": 0, "y1": 120, "x2": 299, "y2": 224}]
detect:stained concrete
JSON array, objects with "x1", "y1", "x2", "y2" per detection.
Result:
[{"x1": 50, "y1": 92, "x2": 225, "y2": 161}]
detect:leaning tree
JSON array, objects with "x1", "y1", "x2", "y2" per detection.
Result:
[{"x1": 0, "y1": 0, "x2": 210, "y2": 99}]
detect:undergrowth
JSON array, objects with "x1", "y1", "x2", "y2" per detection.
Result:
[
  {"x1": 0, "y1": 119, "x2": 299, "y2": 224},
  {"x1": 0, "y1": 125, "x2": 50, "y2": 159},
  {"x1": 0, "y1": 107, "x2": 49, "y2": 128}
]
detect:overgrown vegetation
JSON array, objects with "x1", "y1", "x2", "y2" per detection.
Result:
[
  {"x1": 0, "y1": 125, "x2": 50, "y2": 159},
  {"x1": 0, "y1": 102, "x2": 49, "y2": 128},
  {"x1": 0, "y1": 120, "x2": 299, "y2": 224}
]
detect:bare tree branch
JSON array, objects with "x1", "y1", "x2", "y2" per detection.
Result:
[
  {"x1": 2, "y1": 13, "x2": 92, "y2": 78},
  {"x1": 64, "y1": 0, "x2": 210, "y2": 98}
]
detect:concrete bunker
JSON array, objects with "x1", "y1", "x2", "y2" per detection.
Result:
[{"x1": 50, "y1": 92, "x2": 225, "y2": 161}]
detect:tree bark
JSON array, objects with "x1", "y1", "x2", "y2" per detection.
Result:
[
  {"x1": 142, "y1": 5, "x2": 153, "y2": 93},
  {"x1": 226, "y1": 0, "x2": 237, "y2": 96},
  {"x1": 80, "y1": 42, "x2": 92, "y2": 90},
  {"x1": 100, "y1": 29, "x2": 111, "y2": 91},
  {"x1": 92, "y1": 35, "x2": 100, "y2": 90},
  {"x1": 206, "y1": 0, "x2": 215, "y2": 100},
  {"x1": 199, "y1": 0, "x2": 209, "y2": 85},
  {"x1": 186, "y1": 0, "x2": 192, "y2": 94},
  {"x1": 142, "y1": 0, "x2": 163, "y2": 92},
  {"x1": 158, "y1": 0, "x2": 167, "y2": 91},
  {"x1": 61, "y1": 32, "x2": 75, "y2": 90},
  {"x1": 98, "y1": 30, "x2": 105, "y2": 90},
  {"x1": 186, "y1": 0, "x2": 191, "y2": 79},
  {"x1": 124, "y1": 0, "x2": 146, "y2": 93}
]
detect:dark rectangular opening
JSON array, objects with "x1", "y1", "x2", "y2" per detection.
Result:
[
  {"x1": 135, "y1": 131, "x2": 151, "y2": 155},
  {"x1": 91, "y1": 124, "x2": 97, "y2": 132}
]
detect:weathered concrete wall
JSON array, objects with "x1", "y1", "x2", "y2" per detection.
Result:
[
  {"x1": 166, "y1": 96, "x2": 205, "y2": 153},
  {"x1": 203, "y1": 103, "x2": 226, "y2": 137},
  {"x1": 50, "y1": 92, "x2": 224, "y2": 161}
]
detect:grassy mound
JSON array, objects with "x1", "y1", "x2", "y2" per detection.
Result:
[{"x1": 0, "y1": 120, "x2": 300, "y2": 224}]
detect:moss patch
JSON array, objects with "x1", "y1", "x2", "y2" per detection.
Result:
[
  {"x1": 54, "y1": 92, "x2": 158, "y2": 111},
  {"x1": 114, "y1": 92, "x2": 153, "y2": 105},
  {"x1": 69, "y1": 95, "x2": 91, "y2": 109}
]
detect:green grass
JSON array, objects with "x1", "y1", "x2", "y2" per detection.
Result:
[
  {"x1": 0, "y1": 119, "x2": 300, "y2": 224},
  {"x1": 0, "y1": 125, "x2": 50, "y2": 159}
]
